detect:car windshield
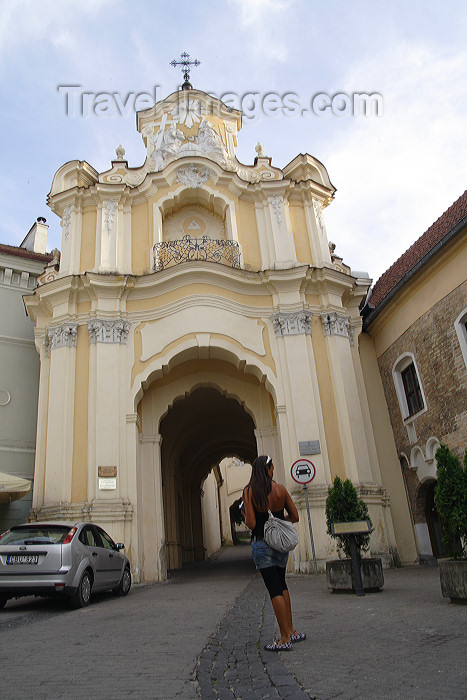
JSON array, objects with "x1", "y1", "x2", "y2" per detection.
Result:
[{"x1": 0, "y1": 526, "x2": 71, "y2": 545}]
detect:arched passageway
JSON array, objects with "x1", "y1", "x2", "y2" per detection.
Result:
[
  {"x1": 160, "y1": 386, "x2": 257, "y2": 569},
  {"x1": 137, "y1": 357, "x2": 280, "y2": 576}
]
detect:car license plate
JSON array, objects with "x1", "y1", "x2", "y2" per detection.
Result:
[{"x1": 7, "y1": 555, "x2": 39, "y2": 565}]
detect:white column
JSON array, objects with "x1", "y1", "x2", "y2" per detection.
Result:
[
  {"x1": 98, "y1": 199, "x2": 118, "y2": 273},
  {"x1": 254, "y1": 201, "x2": 271, "y2": 269},
  {"x1": 268, "y1": 195, "x2": 297, "y2": 268},
  {"x1": 321, "y1": 312, "x2": 374, "y2": 484},
  {"x1": 58, "y1": 202, "x2": 83, "y2": 276},
  {"x1": 43, "y1": 323, "x2": 78, "y2": 503},
  {"x1": 303, "y1": 197, "x2": 332, "y2": 267},
  {"x1": 87, "y1": 319, "x2": 131, "y2": 500},
  {"x1": 31, "y1": 334, "x2": 50, "y2": 510},
  {"x1": 271, "y1": 311, "x2": 330, "y2": 487},
  {"x1": 118, "y1": 204, "x2": 132, "y2": 274},
  {"x1": 139, "y1": 434, "x2": 167, "y2": 581}
]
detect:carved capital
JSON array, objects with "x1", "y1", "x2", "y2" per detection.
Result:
[
  {"x1": 321, "y1": 312, "x2": 354, "y2": 344},
  {"x1": 46, "y1": 323, "x2": 78, "y2": 350},
  {"x1": 88, "y1": 319, "x2": 131, "y2": 344},
  {"x1": 271, "y1": 311, "x2": 312, "y2": 337}
]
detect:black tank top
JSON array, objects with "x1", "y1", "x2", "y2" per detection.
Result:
[{"x1": 251, "y1": 507, "x2": 285, "y2": 539}]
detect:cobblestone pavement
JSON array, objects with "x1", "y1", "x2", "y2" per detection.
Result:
[
  {"x1": 0, "y1": 545, "x2": 255, "y2": 700},
  {"x1": 195, "y1": 554, "x2": 467, "y2": 700},
  {"x1": 196, "y1": 577, "x2": 309, "y2": 700},
  {"x1": 281, "y1": 565, "x2": 467, "y2": 700},
  {"x1": 0, "y1": 545, "x2": 466, "y2": 700}
]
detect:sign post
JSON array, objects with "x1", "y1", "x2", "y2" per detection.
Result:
[{"x1": 291, "y1": 459, "x2": 318, "y2": 575}]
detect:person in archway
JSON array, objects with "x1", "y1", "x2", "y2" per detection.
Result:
[{"x1": 243, "y1": 454, "x2": 305, "y2": 651}]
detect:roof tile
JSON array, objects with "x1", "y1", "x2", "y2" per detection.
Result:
[{"x1": 369, "y1": 190, "x2": 467, "y2": 309}]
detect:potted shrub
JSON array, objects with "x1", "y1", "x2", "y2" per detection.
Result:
[
  {"x1": 325, "y1": 476, "x2": 383, "y2": 592},
  {"x1": 434, "y1": 445, "x2": 467, "y2": 603}
]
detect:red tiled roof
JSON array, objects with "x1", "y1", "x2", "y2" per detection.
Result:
[
  {"x1": 0, "y1": 243, "x2": 53, "y2": 264},
  {"x1": 368, "y1": 190, "x2": 467, "y2": 309}
]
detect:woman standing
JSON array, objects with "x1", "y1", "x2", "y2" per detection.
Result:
[{"x1": 243, "y1": 455, "x2": 306, "y2": 651}]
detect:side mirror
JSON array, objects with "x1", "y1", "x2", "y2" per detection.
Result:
[{"x1": 115, "y1": 543, "x2": 125, "y2": 551}]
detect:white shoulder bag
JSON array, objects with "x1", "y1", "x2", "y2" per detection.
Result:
[{"x1": 263, "y1": 511, "x2": 298, "y2": 553}]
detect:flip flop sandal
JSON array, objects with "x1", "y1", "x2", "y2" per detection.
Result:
[
  {"x1": 290, "y1": 632, "x2": 307, "y2": 643},
  {"x1": 264, "y1": 640, "x2": 293, "y2": 651}
]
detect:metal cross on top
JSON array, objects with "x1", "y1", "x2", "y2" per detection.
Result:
[{"x1": 170, "y1": 52, "x2": 201, "y2": 89}]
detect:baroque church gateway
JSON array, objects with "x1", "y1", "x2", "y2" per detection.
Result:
[{"x1": 24, "y1": 79, "x2": 419, "y2": 581}]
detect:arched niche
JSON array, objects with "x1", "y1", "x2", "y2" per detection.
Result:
[{"x1": 153, "y1": 180, "x2": 238, "y2": 246}]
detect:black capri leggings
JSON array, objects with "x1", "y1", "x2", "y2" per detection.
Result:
[{"x1": 259, "y1": 565, "x2": 288, "y2": 600}]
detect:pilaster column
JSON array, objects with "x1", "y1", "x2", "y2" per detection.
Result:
[
  {"x1": 303, "y1": 196, "x2": 333, "y2": 266},
  {"x1": 270, "y1": 310, "x2": 331, "y2": 487},
  {"x1": 163, "y1": 470, "x2": 182, "y2": 570},
  {"x1": 268, "y1": 195, "x2": 297, "y2": 268},
  {"x1": 96, "y1": 198, "x2": 118, "y2": 273},
  {"x1": 320, "y1": 312, "x2": 373, "y2": 484},
  {"x1": 43, "y1": 323, "x2": 78, "y2": 503},
  {"x1": 31, "y1": 331, "x2": 51, "y2": 509},
  {"x1": 139, "y1": 433, "x2": 166, "y2": 581},
  {"x1": 87, "y1": 318, "x2": 131, "y2": 501},
  {"x1": 254, "y1": 426, "x2": 279, "y2": 461},
  {"x1": 59, "y1": 201, "x2": 83, "y2": 276}
]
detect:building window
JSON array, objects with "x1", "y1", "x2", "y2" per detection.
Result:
[
  {"x1": 393, "y1": 352, "x2": 426, "y2": 423},
  {"x1": 401, "y1": 363, "x2": 424, "y2": 416}
]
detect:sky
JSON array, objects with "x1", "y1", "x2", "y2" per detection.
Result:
[{"x1": 1, "y1": 0, "x2": 466, "y2": 283}]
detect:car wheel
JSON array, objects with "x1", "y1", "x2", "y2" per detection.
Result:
[
  {"x1": 113, "y1": 567, "x2": 131, "y2": 596},
  {"x1": 70, "y1": 570, "x2": 92, "y2": 609},
  {"x1": 0, "y1": 597, "x2": 7, "y2": 610}
]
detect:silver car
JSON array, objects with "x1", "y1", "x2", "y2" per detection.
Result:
[{"x1": 0, "y1": 521, "x2": 131, "y2": 609}]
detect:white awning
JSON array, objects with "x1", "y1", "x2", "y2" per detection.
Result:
[{"x1": 0, "y1": 472, "x2": 32, "y2": 504}]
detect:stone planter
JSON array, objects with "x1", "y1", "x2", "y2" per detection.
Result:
[
  {"x1": 438, "y1": 559, "x2": 467, "y2": 603},
  {"x1": 326, "y1": 558, "x2": 384, "y2": 592}
]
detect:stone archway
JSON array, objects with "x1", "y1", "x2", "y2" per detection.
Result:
[
  {"x1": 136, "y1": 357, "x2": 281, "y2": 577},
  {"x1": 160, "y1": 386, "x2": 257, "y2": 569}
]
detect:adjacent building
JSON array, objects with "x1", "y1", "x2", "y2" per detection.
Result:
[
  {"x1": 362, "y1": 191, "x2": 467, "y2": 562},
  {"x1": 0, "y1": 220, "x2": 53, "y2": 531}
]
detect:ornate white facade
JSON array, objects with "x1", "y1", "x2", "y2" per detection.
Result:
[{"x1": 24, "y1": 87, "x2": 418, "y2": 581}]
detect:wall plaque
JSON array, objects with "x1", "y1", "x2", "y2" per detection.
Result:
[
  {"x1": 98, "y1": 466, "x2": 117, "y2": 478},
  {"x1": 299, "y1": 440, "x2": 321, "y2": 456},
  {"x1": 98, "y1": 477, "x2": 117, "y2": 490}
]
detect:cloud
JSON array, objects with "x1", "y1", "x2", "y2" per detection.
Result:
[
  {"x1": 0, "y1": 0, "x2": 112, "y2": 66},
  {"x1": 323, "y1": 41, "x2": 467, "y2": 281},
  {"x1": 227, "y1": 0, "x2": 295, "y2": 63}
]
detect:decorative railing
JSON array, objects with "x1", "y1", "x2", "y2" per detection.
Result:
[{"x1": 153, "y1": 235, "x2": 241, "y2": 272}]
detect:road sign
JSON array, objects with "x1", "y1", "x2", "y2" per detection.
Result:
[{"x1": 291, "y1": 459, "x2": 316, "y2": 485}]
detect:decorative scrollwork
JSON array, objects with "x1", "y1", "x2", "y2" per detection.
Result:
[{"x1": 153, "y1": 235, "x2": 241, "y2": 272}]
